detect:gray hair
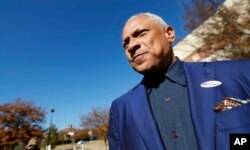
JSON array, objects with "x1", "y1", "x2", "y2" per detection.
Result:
[{"x1": 126, "y1": 12, "x2": 168, "y2": 30}]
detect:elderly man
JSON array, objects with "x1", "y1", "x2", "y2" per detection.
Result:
[{"x1": 108, "y1": 12, "x2": 250, "y2": 150}]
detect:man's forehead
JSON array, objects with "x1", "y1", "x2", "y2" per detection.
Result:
[
  {"x1": 124, "y1": 16, "x2": 149, "y2": 29},
  {"x1": 122, "y1": 16, "x2": 151, "y2": 38}
]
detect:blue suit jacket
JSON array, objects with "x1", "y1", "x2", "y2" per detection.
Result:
[{"x1": 108, "y1": 59, "x2": 250, "y2": 150}]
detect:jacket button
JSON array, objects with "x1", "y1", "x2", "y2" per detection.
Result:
[
  {"x1": 171, "y1": 131, "x2": 178, "y2": 138},
  {"x1": 164, "y1": 97, "x2": 170, "y2": 102}
]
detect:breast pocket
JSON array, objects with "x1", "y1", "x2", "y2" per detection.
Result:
[{"x1": 216, "y1": 103, "x2": 250, "y2": 132}]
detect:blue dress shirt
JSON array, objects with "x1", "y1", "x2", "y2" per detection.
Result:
[{"x1": 146, "y1": 58, "x2": 198, "y2": 150}]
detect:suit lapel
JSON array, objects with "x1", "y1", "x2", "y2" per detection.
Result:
[
  {"x1": 184, "y1": 62, "x2": 217, "y2": 150},
  {"x1": 128, "y1": 83, "x2": 165, "y2": 150}
]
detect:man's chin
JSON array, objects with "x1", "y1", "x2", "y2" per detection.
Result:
[
  {"x1": 133, "y1": 67, "x2": 149, "y2": 75},
  {"x1": 132, "y1": 63, "x2": 156, "y2": 75},
  {"x1": 133, "y1": 66, "x2": 163, "y2": 76}
]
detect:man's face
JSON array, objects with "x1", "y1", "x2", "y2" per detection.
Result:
[{"x1": 122, "y1": 15, "x2": 175, "y2": 75}]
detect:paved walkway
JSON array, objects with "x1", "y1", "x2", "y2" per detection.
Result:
[{"x1": 54, "y1": 140, "x2": 109, "y2": 150}]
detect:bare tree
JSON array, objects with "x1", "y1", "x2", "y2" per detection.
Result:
[
  {"x1": 0, "y1": 98, "x2": 46, "y2": 150},
  {"x1": 183, "y1": 0, "x2": 223, "y2": 32},
  {"x1": 79, "y1": 107, "x2": 109, "y2": 142},
  {"x1": 182, "y1": 0, "x2": 250, "y2": 60}
]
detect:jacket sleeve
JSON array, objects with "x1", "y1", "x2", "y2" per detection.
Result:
[{"x1": 108, "y1": 103, "x2": 121, "y2": 150}]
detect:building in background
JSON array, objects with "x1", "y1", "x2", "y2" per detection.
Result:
[{"x1": 174, "y1": 0, "x2": 249, "y2": 61}]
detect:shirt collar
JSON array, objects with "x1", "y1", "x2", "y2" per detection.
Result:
[{"x1": 165, "y1": 57, "x2": 186, "y2": 86}]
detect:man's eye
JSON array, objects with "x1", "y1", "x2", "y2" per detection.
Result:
[
  {"x1": 123, "y1": 42, "x2": 128, "y2": 49},
  {"x1": 138, "y1": 31, "x2": 146, "y2": 37},
  {"x1": 123, "y1": 39, "x2": 129, "y2": 49},
  {"x1": 137, "y1": 29, "x2": 149, "y2": 37}
]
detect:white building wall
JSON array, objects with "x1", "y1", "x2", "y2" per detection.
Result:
[{"x1": 173, "y1": 0, "x2": 249, "y2": 62}]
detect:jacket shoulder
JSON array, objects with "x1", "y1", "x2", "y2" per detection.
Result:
[
  {"x1": 111, "y1": 83, "x2": 141, "y2": 107},
  {"x1": 183, "y1": 59, "x2": 250, "y2": 69}
]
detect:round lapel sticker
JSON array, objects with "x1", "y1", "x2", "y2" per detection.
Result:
[{"x1": 201, "y1": 80, "x2": 222, "y2": 88}]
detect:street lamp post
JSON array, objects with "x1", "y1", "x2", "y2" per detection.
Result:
[{"x1": 47, "y1": 108, "x2": 55, "y2": 150}]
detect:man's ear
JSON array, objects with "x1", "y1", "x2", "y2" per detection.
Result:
[{"x1": 164, "y1": 26, "x2": 175, "y2": 42}]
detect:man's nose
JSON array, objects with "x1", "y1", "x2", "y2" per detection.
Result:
[{"x1": 127, "y1": 41, "x2": 141, "y2": 53}]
